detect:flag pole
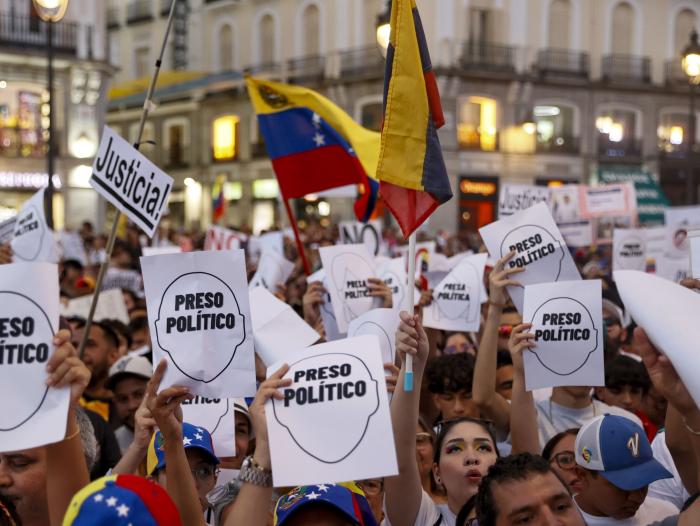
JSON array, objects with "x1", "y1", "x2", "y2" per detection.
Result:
[
  {"x1": 78, "y1": 0, "x2": 180, "y2": 359},
  {"x1": 282, "y1": 198, "x2": 311, "y2": 276},
  {"x1": 403, "y1": 231, "x2": 416, "y2": 391}
]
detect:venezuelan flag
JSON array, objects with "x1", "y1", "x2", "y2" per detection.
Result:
[
  {"x1": 376, "y1": 0, "x2": 452, "y2": 237},
  {"x1": 246, "y1": 76, "x2": 379, "y2": 222},
  {"x1": 212, "y1": 174, "x2": 226, "y2": 223}
]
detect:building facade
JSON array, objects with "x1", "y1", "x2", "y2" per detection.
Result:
[
  {"x1": 105, "y1": 0, "x2": 700, "y2": 235},
  {"x1": 0, "y1": 0, "x2": 112, "y2": 229}
]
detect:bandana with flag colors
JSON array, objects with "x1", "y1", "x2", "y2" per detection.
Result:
[
  {"x1": 375, "y1": 0, "x2": 452, "y2": 237},
  {"x1": 246, "y1": 76, "x2": 379, "y2": 222}
]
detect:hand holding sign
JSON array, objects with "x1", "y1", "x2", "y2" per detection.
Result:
[
  {"x1": 11, "y1": 188, "x2": 56, "y2": 263},
  {"x1": 45, "y1": 329, "x2": 90, "y2": 409},
  {"x1": 146, "y1": 360, "x2": 192, "y2": 442}
]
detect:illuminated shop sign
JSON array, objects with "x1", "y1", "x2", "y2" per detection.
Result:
[{"x1": 0, "y1": 172, "x2": 62, "y2": 189}]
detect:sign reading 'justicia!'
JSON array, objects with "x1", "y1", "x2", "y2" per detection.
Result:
[{"x1": 90, "y1": 126, "x2": 173, "y2": 237}]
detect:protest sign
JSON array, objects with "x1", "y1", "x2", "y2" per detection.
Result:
[
  {"x1": 60, "y1": 288, "x2": 130, "y2": 325},
  {"x1": 423, "y1": 253, "x2": 487, "y2": 332},
  {"x1": 0, "y1": 263, "x2": 69, "y2": 451},
  {"x1": 58, "y1": 231, "x2": 88, "y2": 265},
  {"x1": 319, "y1": 244, "x2": 377, "y2": 333},
  {"x1": 656, "y1": 255, "x2": 690, "y2": 283},
  {"x1": 550, "y1": 185, "x2": 581, "y2": 223},
  {"x1": 690, "y1": 230, "x2": 700, "y2": 279},
  {"x1": 11, "y1": 188, "x2": 56, "y2": 263},
  {"x1": 338, "y1": 220, "x2": 383, "y2": 256},
  {"x1": 101, "y1": 267, "x2": 143, "y2": 293},
  {"x1": 498, "y1": 184, "x2": 551, "y2": 218},
  {"x1": 249, "y1": 286, "x2": 319, "y2": 366},
  {"x1": 347, "y1": 308, "x2": 399, "y2": 366},
  {"x1": 0, "y1": 216, "x2": 16, "y2": 244},
  {"x1": 479, "y1": 202, "x2": 580, "y2": 312},
  {"x1": 204, "y1": 225, "x2": 245, "y2": 251},
  {"x1": 612, "y1": 227, "x2": 665, "y2": 272},
  {"x1": 579, "y1": 183, "x2": 636, "y2": 218},
  {"x1": 614, "y1": 270, "x2": 700, "y2": 408},
  {"x1": 307, "y1": 269, "x2": 343, "y2": 341},
  {"x1": 141, "y1": 250, "x2": 256, "y2": 397},
  {"x1": 555, "y1": 220, "x2": 593, "y2": 248},
  {"x1": 181, "y1": 397, "x2": 236, "y2": 457},
  {"x1": 90, "y1": 126, "x2": 173, "y2": 238},
  {"x1": 663, "y1": 206, "x2": 700, "y2": 259},
  {"x1": 522, "y1": 279, "x2": 603, "y2": 391},
  {"x1": 266, "y1": 336, "x2": 398, "y2": 486},
  {"x1": 598, "y1": 165, "x2": 668, "y2": 225},
  {"x1": 249, "y1": 249, "x2": 294, "y2": 291},
  {"x1": 142, "y1": 245, "x2": 182, "y2": 257}
]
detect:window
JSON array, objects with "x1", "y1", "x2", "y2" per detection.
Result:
[
  {"x1": 163, "y1": 118, "x2": 189, "y2": 167},
  {"x1": 596, "y1": 107, "x2": 641, "y2": 157},
  {"x1": 301, "y1": 4, "x2": 321, "y2": 56},
  {"x1": 134, "y1": 47, "x2": 150, "y2": 78},
  {"x1": 675, "y1": 9, "x2": 697, "y2": 55},
  {"x1": 611, "y1": 2, "x2": 634, "y2": 55},
  {"x1": 218, "y1": 24, "x2": 234, "y2": 72},
  {"x1": 224, "y1": 181, "x2": 242, "y2": 200},
  {"x1": 457, "y1": 96, "x2": 498, "y2": 151},
  {"x1": 252, "y1": 179, "x2": 279, "y2": 199},
  {"x1": 548, "y1": 0, "x2": 571, "y2": 49},
  {"x1": 212, "y1": 115, "x2": 239, "y2": 160},
  {"x1": 468, "y1": 7, "x2": 494, "y2": 44},
  {"x1": 259, "y1": 14, "x2": 275, "y2": 65},
  {"x1": 129, "y1": 121, "x2": 155, "y2": 160},
  {"x1": 364, "y1": 0, "x2": 381, "y2": 44},
  {"x1": 533, "y1": 104, "x2": 577, "y2": 153},
  {"x1": 658, "y1": 110, "x2": 698, "y2": 153},
  {"x1": 359, "y1": 101, "x2": 383, "y2": 132}
]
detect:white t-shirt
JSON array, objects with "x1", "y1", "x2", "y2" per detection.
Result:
[
  {"x1": 577, "y1": 496, "x2": 678, "y2": 525},
  {"x1": 535, "y1": 398, "x2": 643, "y2": 448},
  {"x1": 648, "y1": 431, "x2": 689, "y2": 511},
  {"x1": 382, "y1": 490, "x2": 456, "y2": 526}
]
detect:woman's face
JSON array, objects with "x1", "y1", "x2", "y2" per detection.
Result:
[
  {"x1": 433, "y1": 422, "x2": 497, "y2": 505},
  {"x1": 548, "y1": 433, "x2": 584, "y2": 494},
  {"x1": 415, "y1": 424, "x2": 434, "y2": 477}
]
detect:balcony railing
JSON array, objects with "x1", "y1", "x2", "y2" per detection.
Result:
[
  {"x1": 536, "y1": 134, "x2": 580, "y2": 154},
  {"x1": 245, "y1": 61, "x2": 282, "y2": 78},
  {"x1": 338, "y1": 46, "x2": 385, "y2": 79},
  {"x1": 536, "y1": 49, "x2": 589, "y2": 78},
  {"x1": 459, "y1": 41, "x2": 516, "y2": 73},
  {"x1": 127, "y1": 0, "x2": 154, "y2": 24},
  {"x1": 665, "y1": 59, "x2": 690, "y2": 85},
  {"x1": 163, "y1": 145, "x2": 190, "y2": 169},
  {"x1": 602, "y1": 54, "x2": 651, "y2": 83},
  {"x1": 0, "y1": 14, "x2": 78, "y2": 54},
  {"x1": 287, "y1": 55, "x2": 325, "y2": 83},
  {"x1": 107, "y1": 7, "x2": 120, "y2": 28},
  {"x1": 597, "y1": 135, "x2": 642, "y2": 158}
]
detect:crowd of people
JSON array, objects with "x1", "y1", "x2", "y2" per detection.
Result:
[{"x1": 1, "y1": 217, "x2": 699, "y2": 526}]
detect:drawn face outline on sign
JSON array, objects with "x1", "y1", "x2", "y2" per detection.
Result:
[
  {"x1": 12, "y1": 205, "x2": 46, "y2": 261},
  {"x1": 527, "y1": 296, "x2": 599, "y2": 376},
  {"x1": 350, "y1": 321, "x2": 393, "y2": 364},
  {"x1": 330, "y1": 253, "x2": 374, "y2": 323},
  {"x1": 379, "y1": 269, "x2": 405, "y2": 309},
  {"x1": 182, "y1": 398, "x2": 230, "y2": 436},
  {"x1": 252, "y1": 252, "x2": 285, "y2": 290},
  {"x1": 434, "y1": 261, "x2": 479, "y2": 323},
  {"x1": 272, "y1": 352, "x2": 380, "y2": 464},
  {"x1": 499, "y1": 224, "x2": 565, "y2": 281},
  {"x1": 154, "y1": 271, "x2": 246, "y2": 383},
  {"x1": 0, "y1": 291, "x2": 54, "y2": 431},
  {"x1": 615, "y1": 234, "x2": 646, "y2": 271}
]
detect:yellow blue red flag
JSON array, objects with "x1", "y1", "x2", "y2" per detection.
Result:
[
  {"x1": 246, "y1": 76, "x2": 380, "y2": 222},
  {"x1": 375, "y1": 0, "x2": 452, "y2": 237}
]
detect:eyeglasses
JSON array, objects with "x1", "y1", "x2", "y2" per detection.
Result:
[
  {"x1": 549, "y1": 451, "x2": 576, "y2": 471},
  {"x1": 498, "y1": 324, "x2": 514, "y2": 338},
  {"x1": 603, "y1": 317, "x2": 620, "y2": 327},
  {"x1": 357, "y1": 478, "x2": 384, "y2": 495},
  {"x1": 416, "y1": 432, "x2": 433, "y2": 445},
  {"x1": 191, "y1": 465, "x2": 219, "y2": 482}
]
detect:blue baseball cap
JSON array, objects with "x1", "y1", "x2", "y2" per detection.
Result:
[
  {"x1": 575, "y1": 414, "x2": 672, "y2": 491},
  {"x1": 147, "y1": 422, "x2": 219, "y2": 475},
  {"x1": 273, "y1": 483, "x2": 377, "y2": 526}
]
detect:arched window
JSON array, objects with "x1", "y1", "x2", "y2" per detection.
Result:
[
  {"x1": 675, "y1": 8, "x2": 697, "y2": 55},
  {"x1": 548, "y1": 0, "x2": 571, "y2": 49},
  {"x1": 259, "y1": 14, "x2": 275, "y2": 65},
  {"x1": 611, "y1": 2, "x2": 634, "y2": 55},
  {"x1": 218, "y1": 24, "x2": 233, "y2": 72},
  {"x1": 658, "y1": 108, "x2": 699, "y2": 153},
  {"x1": 533, "y1": 103, "x2": 579, "y2": 153},
  {"x1": 596, "y1": 105, "x2": 642, "y2": 157},
  {"x1": 301, "y1": 4, "x2": 320, "y2": 56}
]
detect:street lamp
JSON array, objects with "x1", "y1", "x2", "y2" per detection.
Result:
[
  {"x1": 682, "y1": 29, "x2": 700, "y2": 203},
  {"x1": 32, "y1": 0, "x2": 69, "y2": 229},
  {"x1": 376, "y1": 0, "x2": 391, "y2": 56}
]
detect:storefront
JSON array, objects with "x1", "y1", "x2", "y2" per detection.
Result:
[{"x1": 458, "y1": 175, "x2": 499, "y2": 233}]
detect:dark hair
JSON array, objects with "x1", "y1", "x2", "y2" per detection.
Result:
[
  {"x1": 128, "y1": 315, "x2": 150, "y2": 336},
  {"x1": 604, "y1": 355, "x2": 650, "y2": 394},
  {"x1": 62, "y1": 259, "x2": 84, "y2": 273},
  {"x1": 476, "y1": 453, "x2": 570, "y2": 526},
  {"x1": 541, "y1": 428, "x2": 579, "y2": 460},
  {"x1": 456, "y1": 494, "x2": 477, "y2": 526},
  {"x1": 425, "y1": 353, "x2": 476, "y2": 395},
  {"x1": 72, "y1": 319, "x2": 120, "y2": 349},
  {"x1": 496, "y1": 350, "x2": 512, "y2": 369},
  {"x1": 433, "y1": 417, "x2": 500, "y2": 465},
  {"x1": 102, "y1": 319, "x2": 132, "y2": 349}
]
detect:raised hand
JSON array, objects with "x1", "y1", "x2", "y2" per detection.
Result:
[
  {"x1": 146, "y1": 359, "x2": 192, "y2": 442},
  {"x1": 46, "y1": 329, "x2": 91, "y2": 408},
  {"x1": 303, "y1": 280, "x2": 326, "y2": 326},
  {"x1": 489, "y1": 250, "x2": 524, "y2": 305},
  {"x1": 395, "y1": 311, "x2": 429, "y2": 371},
  {"x1": 508, "y1": 322, "x2": 536, "y2": 374},
  {"x1": 367, "y1": 277, "x2": 393, "y2": 309}
]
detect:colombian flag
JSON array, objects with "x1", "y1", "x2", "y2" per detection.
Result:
[
  {"x1": 212, "y1": 174, "x2": 226, "y2": 223},
  {"x1": 376, "y1": 0, "x2": 452, "y2": 237},
  {"x1": 246, "y1": 76, "x2": 379, "y2": 222}
]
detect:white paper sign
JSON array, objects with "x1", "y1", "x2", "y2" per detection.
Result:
[
  {"x1": 0, "y1": 263, "x2": 69, "y2": 451},
  {"x1": 523, "y1": 279, "x2": 603, "y2": 391},
  {"x1": 0, "y1": 216, "x2": 16, "y2": 244},
  {"x1": 614, "y1": 270, "x2": 700, "y2": 409},
  {"x1": 265, "y1": 336, "x2": 398, "y2": 486},
  {"x1": 249, "y1": 287, "x2": 319, "y2": 366},
  {"x1": 101, "y1": 267, "x2": 143, "y2": 293},
  {"x1": 338, "y1": 220, "x2": 383, "y2": 256},
  {"x1": 204, "y1": 226, "x2": 245, "y2": 251},
  {"x1": 249, "y1": 249, "x2": 294, "y2": 291},
  {"x1": 690, "y1": 231, "x2": 700, "y2": 279},
  {"x1": 11, "y1": 188, "x2": 56, "y2": 263},
  {"x1": 377, "y1": 257, "x2": 420, "y2": 310},
  {"x1": 181, "y1": 397, "x2": 236, "y2": 457},
  {"x1": 479, "y1": 202, "x2": 581, "y2": 312},
  {"x1": 142, "y1": 245, "x2": 182, "y2": 257},
  {"x1": 557, "y1": 220, "x2": 594, "y2": 248},
  {"x1": 307, "y1": 269, "x2": 343, "y2": 341},
  {"x1": 612, "y1": 227, "x2": 665, "y2": 272},
  {"x1": 319, "y1": 244, "x2": 377, "y2": 333},
  {"x1": 347, "y1": 309, "x2": 399, "y2": 366},
  {"x1": 57, "y1": 231, "x2": 88, "y2": 265},
  {"x1": 60, "y1": 288, "x2": 130, "y2": 325},
  {"x1": 141, "y1": 250, "x2": 256, "y2": 397},
  {"x1": 91, "y1": 126, "x2": 173, "y2": 238},
  {"x1": 498, "y1": 184, "x2": 551, "y2": 218},
  {"x1": 423, "y1": 253, "x2": 487, "y2": 332},
  {"x1": 656, "y1": 255, "x2": 690, "y2": 283}
]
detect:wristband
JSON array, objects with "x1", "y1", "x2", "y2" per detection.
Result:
[
  {"x1": 488, "y1": 300, "x2": 507, "y2": 308},
  {"x1": 683, "y1": 416, "x2": 700, "y2": 436}
]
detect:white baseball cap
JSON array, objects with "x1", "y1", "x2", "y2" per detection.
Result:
[{"x1": 106, "y1": 355, "x2": 152, "y2": 390}]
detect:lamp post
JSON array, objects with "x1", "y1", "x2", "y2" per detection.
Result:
[
  {"x1": 32, "y1": 0, "x2": 69, "y2": 229},
  {"x1": 375, "y1": 0, "x2": 391, "y2": 56},
  {"x1": 682, "y1": 29, "x2": 700, "y2": 204}
]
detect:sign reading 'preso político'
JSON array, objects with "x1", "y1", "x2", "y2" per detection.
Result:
[{"x1": 90, "y1": 126, "x2": 173, "y2": 237}]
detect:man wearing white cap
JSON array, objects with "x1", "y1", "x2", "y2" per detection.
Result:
[{"x1": 106, "y1": 355, "x2": 152, "y2": 453}]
